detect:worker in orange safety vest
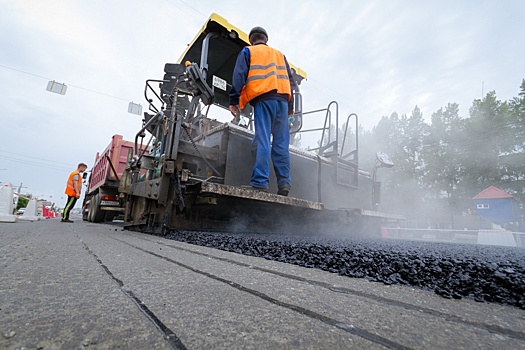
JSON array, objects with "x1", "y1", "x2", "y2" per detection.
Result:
[
  {"x1": 229, "y1": 26, "x2": 296, "y2": 196},
  {"x1": 61, "y1": 162, "x2": 88, "y2": 223}
]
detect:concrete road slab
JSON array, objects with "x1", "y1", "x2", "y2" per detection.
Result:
[{"x1": 1, "y1": 219, "x2": 524, "y2": 349}]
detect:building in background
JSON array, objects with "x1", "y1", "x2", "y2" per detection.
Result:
[{"x1": 473, "y1": 186, "x2": 524, "y2": 231}]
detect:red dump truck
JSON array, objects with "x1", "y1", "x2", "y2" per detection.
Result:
[{"x1": 82, "y1": 134, "x2": 141, "y2": 222}]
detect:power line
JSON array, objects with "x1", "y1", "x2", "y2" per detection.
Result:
[
  {"x1": 0, "y1": 64, "x2": 130, "y2": 102},
  {"x1": 0, "y1": 155, "x2": 72, "y2": 172},
  {"x1": 0, "y1": 64, "x2": 49, "y2": 80},
  {"x1": 0, "y1": 149, "x2": 73, "y2": 166},
  {"x1": 177, "y1": 0, "x2": 208, "y2": 18},
  {"x1": 63, "y1": 82, "x2": 128, "y2": 101},
  {"x1": 163, "y1": 0, "x2": 204, "y2": 22}
]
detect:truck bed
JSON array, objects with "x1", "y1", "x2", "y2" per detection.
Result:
[{"x1": 87, "y1": 134, "x2": 135, "y2": 194}]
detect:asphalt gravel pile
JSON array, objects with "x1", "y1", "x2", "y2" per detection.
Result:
[{"x1": 167, "y1": 230, "x2": 525, "y2": 309}]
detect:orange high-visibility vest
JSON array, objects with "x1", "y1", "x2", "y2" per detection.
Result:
[
  {"x1": 239, "y1": 45, "x2": 292, "y2": 109},
  {"x1": 65, "y1": 170, "x2": 82, "y2": 196}
]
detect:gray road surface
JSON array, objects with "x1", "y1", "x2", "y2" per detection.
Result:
[{"x1": 1, "y1": 218, "x2": 525, "y2": 349}]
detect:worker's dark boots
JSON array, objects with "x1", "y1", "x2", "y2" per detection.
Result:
[{"x1": 277, "y1": 183, "x2": 291, "y2": 196}]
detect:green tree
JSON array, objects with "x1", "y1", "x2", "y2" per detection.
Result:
[
  {"x1": 311, "y1": 79, "x2": 525, "y2": 224},
  {"x1": 499, "y1": 79, "x2": 525, "y2": 203},
  {"x1": 370, "y1": 113, "x2": 401, "y2": 194},
  {"x1": 369, "y1": 108, "x2": 429, "y2": 217},
  {"x1": 399, "y1": 106, "x2": 427, "y2": 181},
  {"x1": 16, "y1": 196, "x2": 29, "y2": 211},
  {"x1": 421, "y1": 103, "x2": 466, "y2": 214},
  {"x1": 460, "y1": 92, "x2": 507, "y2": 197}
]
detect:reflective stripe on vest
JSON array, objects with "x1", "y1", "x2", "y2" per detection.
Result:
[
  {"x1": 239, "y1": 45, "x2": 291, "y2": 109},
  {"x1": 65, "y1": 170, "x2": 81, "y2": 196}
]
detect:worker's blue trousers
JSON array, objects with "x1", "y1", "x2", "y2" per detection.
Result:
[{"x1": 250, "y1": 99, "x2": 291, "y2": 189}]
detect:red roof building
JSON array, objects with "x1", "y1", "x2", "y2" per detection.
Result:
[
  {"x1": 472, "y1": 186, "x2": 522, "y2": 231},
  {"x1": 472, "y1": 186, "x2": 514, "y2": 200}
]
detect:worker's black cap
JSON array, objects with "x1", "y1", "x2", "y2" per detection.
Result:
[{"x1": 249, "y1": 26, "x2": 268, "y2": 39}]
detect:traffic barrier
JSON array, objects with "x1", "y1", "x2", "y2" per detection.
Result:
[
  {"x1": 477, "y1": 229, "x2": 517, "y2": 247},
  {"x1": 42, "y1": 206, "x2": 58, "y2": 219},
  {"x1": 19, "y1": 199, "x2": 41, "y2": 221},
  {"x1": 37, "y1": 201, "x2": 43, "y2": 218},
  {"x1": 0, "y1": 182, "x2": 18, "y2": 223},
  {"x1": 42, "y1": 205, "x2": 50, "y2": 219}
]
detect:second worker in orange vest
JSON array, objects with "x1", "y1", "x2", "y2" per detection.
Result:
[
  {"x1": 229, "y1": 26, "x2": 297, "y2": 196},
  {"x1": 61, "y1": 162, "x2": 88, "y2": 223}
]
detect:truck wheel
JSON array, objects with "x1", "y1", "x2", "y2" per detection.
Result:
[
  {"x1": 92, "y1": 194, "x2": 105, "y2": 223},
  {"x1": 104, "y1": 211, "x2": 116, "y2": 222},
  {"x1": 88, "y1": 199, "x2": 95, "y2": 222}
]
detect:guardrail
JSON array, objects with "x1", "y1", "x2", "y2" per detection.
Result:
[
  {"x1": 514, "y1": 232, "x2": 525, "y2": 247},
  {"x1": 384, "y1": 227, "x2": 524, "y2": 248}
]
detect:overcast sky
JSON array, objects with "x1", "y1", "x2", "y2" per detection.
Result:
[{"x1": 1, "y1": 0, "x2": 524, "y2": 207}]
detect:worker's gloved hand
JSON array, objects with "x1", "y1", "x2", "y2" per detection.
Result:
[{"x1": 229, "y1": 105, "x2": 240, "y2": 121}]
